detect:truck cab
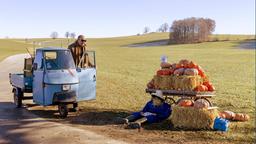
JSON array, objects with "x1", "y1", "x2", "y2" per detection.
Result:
[{"x1": 10, "y1": 47, "x2": 96, "y2": 118}]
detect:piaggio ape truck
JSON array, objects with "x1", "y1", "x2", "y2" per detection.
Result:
[{"x1": 9, "y1": 47, "x2": 96, "y2": 118}]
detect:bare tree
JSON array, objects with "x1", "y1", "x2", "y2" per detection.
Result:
[
  {"x1": 50, "y1": 32, "x2": 58, "y2": 39},
  {"x1": 143, "y1": 27, "x2": 150, "y2": 34},
  {"x1": 65, "y1": 31, "x2": 70, "y2": 38},
  {"x1": 159, "y1": 23, "x2": 169, "y2": 32},
  {"x1": 70, "y1": 32, "x2": 76, "y2": 39}
]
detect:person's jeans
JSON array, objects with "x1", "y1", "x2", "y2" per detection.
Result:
[{"x1": 132, "y1": 112, "x2": 160, "y2": 123}]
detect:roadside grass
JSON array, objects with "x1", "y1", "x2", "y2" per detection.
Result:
[
  {"x1": 0, "y1": 33, "x2": 255, "y2": 143},
  {"x1": 0, "y1": 39, "x2": 31, "y2": 60}
]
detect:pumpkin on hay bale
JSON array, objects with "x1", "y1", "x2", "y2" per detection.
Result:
[
  {"x1": 170, "y1": 106, "x2": 219, "y2": 130},
  {"x1": 160, "y1": 62, "x2": 172, "y2": 69}
]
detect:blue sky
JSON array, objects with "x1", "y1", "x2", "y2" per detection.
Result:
[{"x1": 0, "y1": 0, "x2": 255, "y2": 38}]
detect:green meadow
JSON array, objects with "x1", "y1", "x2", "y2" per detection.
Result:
[{"x1": 0, "y1": 33, "x2": 255, "y2": 143}]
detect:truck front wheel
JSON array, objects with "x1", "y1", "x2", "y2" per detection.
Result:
[{"x1": 58, "y1": 104, "x2": 68, "y2": 118}]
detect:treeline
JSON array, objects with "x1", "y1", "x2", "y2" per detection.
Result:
[
  {"x1": 50, "y1": 31, "x2": 76, "y2": 39},
  {"x1": 170, "y1": 17, "x2": 215, "y2": 43},
  {"x1": 141, "y1": 17, "x2": 216, "y2": 44}
]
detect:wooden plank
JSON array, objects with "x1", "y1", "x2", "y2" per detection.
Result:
[
  {"x1": 145, "y1": 88, "x2": 215, "y2": 97},
  {"x1": 207, "y1": 106, "x2": 219, "y2": 110}
]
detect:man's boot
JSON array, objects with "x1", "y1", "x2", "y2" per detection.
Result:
[
  {"x1": 127, "y1": 117, "x2": 147, "y2": 129},
  {"x1": 115, "y1": 115, "x2": 136, "y2": 124}
]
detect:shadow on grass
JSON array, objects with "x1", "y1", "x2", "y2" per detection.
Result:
[
  {"x1": 68, "y1": 108, "x2": 131, "y2": 125},
  {"x1": 232, "y1": 39, "x2": 256, "y2": 50},
  {"x1": 26, "y1": 104, "x2": 132, "y2": 125},
  {"x1": 122, "y1": 38, "x2": 247, "y2": 48},
  {"x1": 26, "y1": 103, "x2": 215, "y2": 131},
  {"x1": 26, "y1": 103, "x2": 178, "y2": 131},
  {"x1": 123, "y1": 39, "x2": 170, "y2": 48}
]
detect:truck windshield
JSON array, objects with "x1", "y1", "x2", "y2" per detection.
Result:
[{"x1": 44, "y1": 50, "x2": 75, "y2": 70}]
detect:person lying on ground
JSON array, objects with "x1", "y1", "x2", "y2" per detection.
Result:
[{"x1": 117, "y1": 90, "x2": 171, "y2": 129}]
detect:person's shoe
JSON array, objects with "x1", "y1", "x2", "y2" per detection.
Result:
[
  {"x1": 114, "y1": 117, "x2": 129, "y2": 124},
  {"x1": 126, "y1": 122, "x2": 141, "y2": 129}
]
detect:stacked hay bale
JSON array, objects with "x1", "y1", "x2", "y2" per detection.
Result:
[
  {"x1": 171, "y1": 106, "x2": 218, "y2": 130},
  {"x1": 147, "y1": 59, "x2": 215, "y2": 92},
  {"x1": 171, "y1": 99, "x2": 219, "y2": 130},
  {"x1": 172, "y1": 75, "x2": 203, "y2": 91},
  {"x1": 153, "y1": 75, "x2": 173, "y2": 90},
  {"x1": 147, "y1": 58, "x2": 218, "y2": 130}
]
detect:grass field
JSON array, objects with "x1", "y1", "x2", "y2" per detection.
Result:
[{"x1": 0, "y1": 33, "x2": 255, "y2": 143}]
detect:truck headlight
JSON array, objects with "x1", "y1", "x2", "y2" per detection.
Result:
[{"x1": 62, "y1": 85, "x2": 71, "y2": 91}]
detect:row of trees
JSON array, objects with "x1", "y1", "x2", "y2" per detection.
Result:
[
  {"x1": 143, "y1": 23, "x2": 169, "y2": 34},
  {"x1": 142, "y1": 17, "x2": 215, "y2": 43},
  {"x1": 50, "y1": 31, "x2": 76, "y2": 39},
  {"x1": 170, "y1": 17, "x2": 215, "y2": 43}
]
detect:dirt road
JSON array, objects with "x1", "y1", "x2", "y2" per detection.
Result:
[{"x1": 0, "y1": 54, "x2": 127, "y2": 144}]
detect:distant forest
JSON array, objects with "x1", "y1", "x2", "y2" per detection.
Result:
[{"x1": 170, "y1": 17, "x2": 215, "y2": 43}]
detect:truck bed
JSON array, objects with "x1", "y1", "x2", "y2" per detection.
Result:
[{"x1": 9, "y1": 73, "x2": 33, "y2": 92}]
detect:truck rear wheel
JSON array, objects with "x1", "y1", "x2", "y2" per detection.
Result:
[
  {"x1": 13, "y1": 88, "x2": 22, "y2": 108},
  {"x1": 58, "y1": 104, "x2": 68, "y2": 118}
]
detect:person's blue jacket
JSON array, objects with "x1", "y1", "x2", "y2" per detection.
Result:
[{"x1": 132, "y1": 100, "x2": 171, "y2": 123}]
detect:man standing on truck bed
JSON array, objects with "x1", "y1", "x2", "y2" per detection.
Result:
[{"x1": 68, "y1": 35, "x2": 92, "y2": 68}]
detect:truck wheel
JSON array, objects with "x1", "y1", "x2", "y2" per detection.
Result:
[
  {"x1": 58, "y1": 104, "x2": 68, "y2": 118},
  {"x1": 13, "y1": 88, "x2": 22, "y2": 108}
]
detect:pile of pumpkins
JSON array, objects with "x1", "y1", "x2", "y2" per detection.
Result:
[
  {"x1": 219, "y1": 111, "x2": 250, "y2": 122},
  {"x1": 177, "y1": 98, "x2": 211, "y2": 109},
  {"x1": 177, "y1": 99, "x2": 250, "y2": 122},
  {"x1": 155, "y1": 59, "x2": 215, "y2": 92}
]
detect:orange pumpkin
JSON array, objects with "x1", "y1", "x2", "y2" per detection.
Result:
[
  {"x1": 197, "y1": 66, "x2": 206, "y2": 78},
  {"x1": 157, "y1": 69, "x2": 173, "y2": 76},
  {"x1": 233, "y1": 113, "x2": 250, "y2": 121},
  {"x1": 147, "y1": 80, "x2": 155, "y2": 89},
  {"x1": 193, "y1": 99, "x2": 210, "y2": 109},
  {"x1": 175, "y1": 63, "x2": 184, "y2": 69},
  {"x1": 219, "y1": 112, "x2": 226, "y2": 119},
  {"x1": 188, "y1": 61, "x2": 198, "y2": 69},
  {"x1": 173, "y1": 68, "x2": 185, "y2": 75},
  {"x1": 178, "y1": 99, "x2": 194, "y2": 107},
  {"x1": 179, "y1": 59, "x2": 190, "y2": 68},
  {"x1": 221, "y1": 111, "x2": 236, "y2": 120},
  {"x1": 194, "y1": 84, "x2": 208, "y2": 92},
  {"x1": 184, "y1": 68, "x2": 199, "y2": 76},
  {"x1": 160, "y1": 62, "x2": 172, "y2": 69},
  {"x1": 203, "y1": 81, "x2": 215, "y2": 91}
]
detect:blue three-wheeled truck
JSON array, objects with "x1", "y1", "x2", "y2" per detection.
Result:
[{"x1": 9, "y1": 47, "x2": 96, "y2": 118}]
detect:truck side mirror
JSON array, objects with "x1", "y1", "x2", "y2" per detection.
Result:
[{"x1": 33, "y1": 63, "x2": 38, "y2": 71}]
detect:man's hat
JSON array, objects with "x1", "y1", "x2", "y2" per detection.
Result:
[{"x1": 151, "y1": 90, "x2": 164, "y2": 101}]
